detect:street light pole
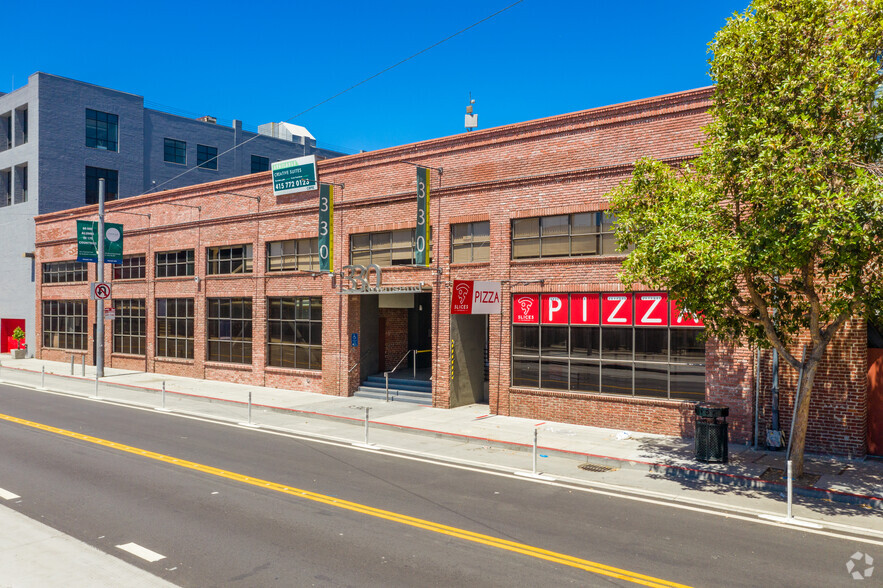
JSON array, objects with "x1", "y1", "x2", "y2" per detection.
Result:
[{"x1": 96, "y1": 178, "x2": 105, "y2": 378}]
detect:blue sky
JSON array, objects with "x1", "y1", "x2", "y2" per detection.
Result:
[{"x1": 5, "y1": 1, "x2": 746, "y2": 154}]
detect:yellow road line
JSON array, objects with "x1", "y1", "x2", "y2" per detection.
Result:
[{"x1": 0, "y1": 412, "x2": 692, "y2": 588}]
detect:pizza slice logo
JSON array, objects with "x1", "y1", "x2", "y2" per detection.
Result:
[{"x1": 513, "y1": 295, "x2": 539, "y2": 323}]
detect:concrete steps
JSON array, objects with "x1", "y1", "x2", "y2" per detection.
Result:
[{"x1": 353, "y1": 375, "x2": 432, "y2": 405}]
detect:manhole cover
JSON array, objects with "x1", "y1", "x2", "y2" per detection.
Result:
[
  {"x1": 579, "y1": 462, "x2": 617, "y2": 473},
  {"x1": 758, "y1": 467, "x2": 821, "y2": 486}
]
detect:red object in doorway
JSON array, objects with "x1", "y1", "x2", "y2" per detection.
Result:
[
  {"x1": 0, "y1": 319, "x2": 26, "y2": 353},
  {"x1": 867, "y1": 348, "x2": 883, "y2": 455}
]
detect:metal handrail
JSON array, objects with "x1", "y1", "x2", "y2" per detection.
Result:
[{"x1": 348, "y1": 350, "x2": 373, "y2": 374}]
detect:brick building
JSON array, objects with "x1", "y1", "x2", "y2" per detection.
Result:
[{"x1": 32, "y1": 87, "x2": 879, "y2": 457}]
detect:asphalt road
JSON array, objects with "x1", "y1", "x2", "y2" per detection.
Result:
[{"x1": 0, "y1": 383, "x2": 875, "y2": 587}]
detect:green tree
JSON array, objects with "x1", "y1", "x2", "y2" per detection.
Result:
[{"x1": 610, "y1": 0, "x2": 883, "y2": 476}]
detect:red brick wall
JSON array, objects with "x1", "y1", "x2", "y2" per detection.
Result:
[
  {"x1": 379, "y1": 308, "x2": 408, "y2": 372},
  {"x1": 34, "y1": 87, "x2": 869, "y2": 454}
]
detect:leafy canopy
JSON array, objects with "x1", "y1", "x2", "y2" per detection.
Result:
[{"x1": 611, "y1": 0, "x2": 883, "y2": 361}]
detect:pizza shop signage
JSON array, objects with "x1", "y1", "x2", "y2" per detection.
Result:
[
  {"x1": 451, "y1": 280, "x2": 501, "y2": 314},
  {"x1": 512, "y1": 292, "x2": 704, "y2": 327}
]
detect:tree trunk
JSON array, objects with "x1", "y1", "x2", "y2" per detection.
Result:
[{"x1": 787, "y1": 358, "x2": 821, "y2": 478}]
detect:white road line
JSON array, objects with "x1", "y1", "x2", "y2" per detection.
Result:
[
  {"x1": 116, "y1": 542, "x2": 166, "y2": 562},
  {"x1": 0, "y1": 487, "x2": 20, "y2": 500}
]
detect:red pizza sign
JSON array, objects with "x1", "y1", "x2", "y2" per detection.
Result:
[
  {"x1": 513, "y1": 295, "x2": 539, "y2": 323},
  {"x1": 670, "y1": 299, "x2": 704, "y2": 327},
  {"x1": 452, "y1": 280, "x2": 501, "y2": 314},
  {"x1": 542, "y1": 295, "x2": 569, "y2": 324},
  {"x1": 635, "y1": 292, "x2": 668, "y2": 326},
  {"x1": 601, "y1": 293, "x2": 632, "y2": 325},
  {"x1": 570, "y1": 293, "x2": 600, "y2": 325}
]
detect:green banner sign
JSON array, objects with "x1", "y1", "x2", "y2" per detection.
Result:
[
  {"x1": 77, "y1": 220, "x2": 123, "y2": 264},
  {"x1": 272, "y1": 155, "x2": 318, "y2": 196},
  {"x1": 416, "y1": 167, "x2": 430, "y2": 266},
  {"x1": 319, "y1": 184, "x2": 334, "y2": 272}
]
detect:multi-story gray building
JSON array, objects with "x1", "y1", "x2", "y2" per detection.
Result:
[{"x1": 0, "y1": 72, "x2": 344, "y2": 354}]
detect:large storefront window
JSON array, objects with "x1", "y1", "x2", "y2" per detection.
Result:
[
  {"x1": 156, "y1": 298, "x2": 194, "y2": 359},
  {"x1": 42, "y1": 300, "x2": 88, "y2": 350},
  {"x1": 267, "y1": 297, "x2": 322, "y2": 370},
  {"x1": 113, "y1": 299, "x2": 146, "y2": 355},
  {"x1": 511, "y1": 293, "x2": 705, "y2": 400},
  {"x1": 207, "y1": 298, "x2": 252, "y2": 364}
]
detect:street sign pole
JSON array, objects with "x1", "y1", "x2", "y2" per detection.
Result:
[{"x1": 96, "y1": 178, "x2": 105, "y2": 378}]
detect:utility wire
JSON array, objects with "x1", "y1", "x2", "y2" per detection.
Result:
[{"x1": 144, "y1": 0, "x2": 524, "y2": 196}]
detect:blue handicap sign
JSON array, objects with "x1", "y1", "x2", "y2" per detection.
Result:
[{"x1": 351, "y1": 333, "x2": 358, "y2": 347}]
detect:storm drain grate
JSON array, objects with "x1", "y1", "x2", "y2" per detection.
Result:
[{"x1": 579, "y1": 462, "x2": 617, "y2": 473}]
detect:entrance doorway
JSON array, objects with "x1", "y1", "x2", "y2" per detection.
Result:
[
  {"x1": 450, "y1": 314, "x2": 489, "y2": 407},
  {"x1": 357, "y1": 293, "x2": 433, "y2": 381}
]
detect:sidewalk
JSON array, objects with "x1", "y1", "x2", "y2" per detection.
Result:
[{"x1": 1, "y1": 356, "x2": 881, "y2": 536}]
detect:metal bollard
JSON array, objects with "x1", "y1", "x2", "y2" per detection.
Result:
[
  {"x1": 364, "y1": 407, "x2": 370, "y2": 445},
  {"x1": 41, "y1": 365, "x2": 45, "y2": 389},
  {"x1": 162, "y1": 381, "x2": 166, "y2": 409},
  {"x1": 532, "y1": 428, "x2": 538, "y2": 475},
  {"x1": 786, "y1": 460, "x2": 793, "y2": 520},
  {"x1": 70, "y1": 355, "x2": 74, "y2": 375},
  {"x1": 247, "y1": 391, "x2": 253, "y2": 425},
  {"x1": 81, "y1": 355, "x2": 86, "y2": 377},
  {"x1": 93, "y1": 374, "x2": 99, "y2": 399}
]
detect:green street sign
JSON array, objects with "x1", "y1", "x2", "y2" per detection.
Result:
[
  {"x1": 77, "y1": 220, "x2": 123, "y2": 264},
  {"x1": 272, "y1": 155, "x2": 318, "y2": 196}
]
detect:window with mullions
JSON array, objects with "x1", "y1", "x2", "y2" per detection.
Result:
[
  {"x1": 251, "y1": 155, "x2": 270, "y2": 174},
  {"x1": 267, "y1": 297, "x2": 322, "y2": 370},
  {"x1": 85, "y1": 109, "x2": 118, "y2": 151},
  {"x1": 42, "y1": 261, "x2": 88, "y2": 283},
  {"x1": 511, "y1": 212, "x2": 621, "y2": 259},
  {"x1": 451, "y1": 221, "x2": 490, "y2": 263},
  {"x1": 113, "y1": 299, "x2": 146, "y2": 355},
  {"x1": 207, "y1": 298, "x2": 252, "y2": 364},
  {"x1": 112, "y1": 255, "x2": 146, "y2": 280},
  {"x1": 511, "y1": 295, "x2": 705, "y2": 401},
  {"x1": 207, "y1": 244, "x2": 253, "y2": 275},
  {"x1": 164, "y1": 138, "x2": 186, "y2": 164},
  {"x1": 155, "y1": 298, "x2": 194, "y2": 359},
  {"x1": 155, "y1": 249, "x2": 195, "y2": 277},
  {"x1": 350, "y1": 228, "x2": 432, "y2": 267},
  {"x1": 85, "y1": 166, "x2": 119, "y2": 204},
  {"x1": 267, "y1": 238, "x2": 318, "y2": 272},
  {"x1": 197, "y1": 144, "x2": 218, "y2": 169},
  {"x1": 42, "y1": 300, "x2": 88, "y2": 350}
]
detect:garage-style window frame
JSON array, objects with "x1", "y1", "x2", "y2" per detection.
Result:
[
  {"x1": 207, "y1": 298, "x2": 253, "y2": 364},
  {"x1": 42, "y1": 300, "x2": 88, "y2": 350},
  {"x1": 207, "y1": 244, "x2": 253, "y2": 275},
  {"x1": 113, "y1": 299, "x2": 146, "y2": 355},
  {"x1": 267, "y1": 297, "x2": 322, "y2": 370}
]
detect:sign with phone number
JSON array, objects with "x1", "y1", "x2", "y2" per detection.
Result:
[{"x1": 272, "y1": 156, "x2": 317, "y2": 196}]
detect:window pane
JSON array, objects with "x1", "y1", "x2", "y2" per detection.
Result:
[
  {"x1": 570, "y1": 326, "x2": 599, "y2": 359},
  {"x1": 570, "y1": 234, "x2": 598, "y2": 256},
  {"x1": 540, "y1": 215, "x2": 568, "y2": 237},
  {"x1": 571, "y1": 213, "x2": 596, "y2": 235},
  {"x1": 512, "y1": 238, "x2": 540, "y2": 259},
  {"x1": 541, "y1": 235, "x2": 570, "y2": 257},
  {"x1": 670, "y1": 364, "x2": 706, "y2": 400},
  {"x1": 512, "y1": 218, "x2": 539, "y2": 239},
  {"x1": 634, "y1": 362, "x2": 668, "y2": 398},
  {"x1": 512, "y1": 326, "x2": 539, "y2": 356},
  {"x1": 635, "y1": 328, "x2": 668, "y2": 362},
  {"x1": 540, "y1": 359, "x2": 569, "y2": 390},
  {"x1": 601, "y1": 328, "x2": 632, "y2": 360},
  {"x1": 512, "y1": 357, "x2": 539, "y2": 388},
  {"x1": 541, "y1": 326, "x2": 568, "y2": 357},
  {"x1": 570, "y1": 361, "x2": 600, "y2": 393},
  {"x1": 671, "y1": 329, "x2": 705, "y2": 362},
  {"x1": 601, "y1": 362, "x2": 632, "y2": 395}
]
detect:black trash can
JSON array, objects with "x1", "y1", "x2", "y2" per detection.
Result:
[{"x1": 694, "y1": 403, "x2": 729, "y2": 463}]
